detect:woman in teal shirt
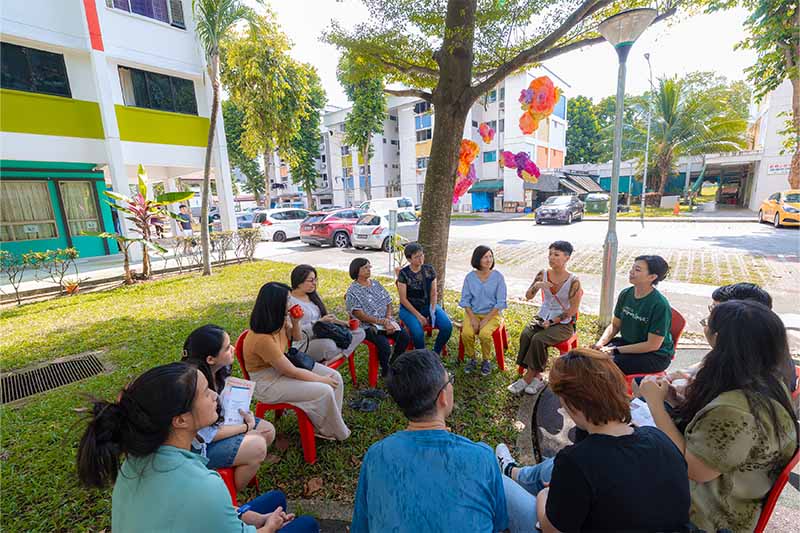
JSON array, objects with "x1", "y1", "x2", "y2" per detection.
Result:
[{"x1": 76, "y1": 362, "x2": 318, "y2": 533}]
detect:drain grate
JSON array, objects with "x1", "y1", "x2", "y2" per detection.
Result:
[{"x1": 1, "y1": 354, "x2": 105, "y2": 404}]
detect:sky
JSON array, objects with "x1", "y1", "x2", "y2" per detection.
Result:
[{"x1": 255, "y1": 1, "x2": 757, "y2": 108}]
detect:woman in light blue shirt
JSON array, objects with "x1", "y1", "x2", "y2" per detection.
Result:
[
  {"x1": 459, "y1": 245, "x2": 507, "y2": 375},
  {"x1": 76, "y1": 362, "x2": 318, "y2": 533}
]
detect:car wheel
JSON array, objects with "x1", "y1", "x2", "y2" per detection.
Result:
[
  {"x1": 774, "y1": 213, "x2": 782, "y2": 228},
  {"x1": 333, "y1": 231, "x2": 351, "y2": 248},
  {"x1": 758, "y1": 210, "x2": 765, "y2": 223},
  {"x1": 273, "y1": 231, "x2": 287, "y2": 242},
  {"x1": 381, "y1": 237, "x2": 391, "y2": 252},
  {"x1": 566, "y1": 213, "x2": 573, "y2": 225}
]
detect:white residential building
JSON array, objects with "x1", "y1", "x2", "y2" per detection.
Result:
[{"x1": 1, "y1": 0, "x2": 236, "y2": 259}]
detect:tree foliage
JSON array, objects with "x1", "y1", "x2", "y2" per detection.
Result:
[
  {"x1": 222, "y1": 100, "x2": 264, "y2": 204},
  {"x1": 221, "y1": 10, "x2": 310, "y2": 207},
  {"x1": 565, "y1": 95, "x2": 601, "y2": 164},
  {"x1": 621, "y1": 73, "x2": 750, "y2": 193},
  {"x1": 324, "y1": 0, "x2": 684, "y2": 294},
  {"x1": 706, "y1": 0, "x2": 799, "y2": 186},
  {"x1": 338, "y1": 54, "x2": 387, "y2": 200},
  {"x1": 289, "y1": 66, "x2": 327, "y2": 210}
]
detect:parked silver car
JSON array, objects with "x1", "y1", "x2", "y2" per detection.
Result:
[{"x1": 352, "y1": 212, "x2": 420, "y2": 252}]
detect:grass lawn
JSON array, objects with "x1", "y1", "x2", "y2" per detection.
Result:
[
  {"x1": 584, "y1": 204, "x2": 693, "y2": 218},
  {"x1": 450, "y1": 213, "x2": 483, "y2": 219},
  {"x1": 0, "y1": 260, "x2": 599, "y2": 532}
]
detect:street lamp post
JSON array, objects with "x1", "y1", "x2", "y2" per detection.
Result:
[
  {"x1": 597, "y1": 8, "x2": 658, "y2": 328},
  {"x1": 640, "y1": 52, "x2": 655, "y2": 228}
]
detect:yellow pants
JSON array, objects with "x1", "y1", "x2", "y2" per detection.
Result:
[{"x1": 461, "y1": 313, "x2": 503, "y2": 361}]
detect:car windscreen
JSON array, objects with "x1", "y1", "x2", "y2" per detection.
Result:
[
  {"x1": 397, "y1": 198, "x2": 413, "y2": 208},
  {"x1": 785, "y1": 193, "x2": 800, "y2": 203},
  {"x1": 357, "y1": 215, "x2": 381, "y2": 226},
  {"x1": 544, "y1": 196, "x2": 571, "y2": 205},
  {"x1": 237, "y1": 214, "x2": 253, "y2": 222}
]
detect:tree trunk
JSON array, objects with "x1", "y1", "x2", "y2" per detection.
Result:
[
  {"x1": 122, "y1": 243, "x2": 132, "y2": 284},
  {"x1": 141, "y1": 244, "x2": 151, "y2": 278},
  {"x1": 200, "y1": 55, "x2": 220, "y2": 276},
  {"x1": 789, "y1": 75, "x2": 800, "y2": 189},
  {"x1": 305, "y1": 188, "x2": 315, "y2": 210},
  {"x1": 656, "y1": 153, "x2": 672, "y2": 196},
  {"x1": 418, "y1": 0, "x2": 477, "y2": 301},
  {"x1": 263, "y1": 148, "x2": 275, "y2": 209},
  {"x1": 362, "y1": 143, "x2": 372, "y2": 200}
]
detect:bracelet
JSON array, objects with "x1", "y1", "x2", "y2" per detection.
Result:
[{"x1": 243, "y1": 420, "x2": 250, "y2": 433}]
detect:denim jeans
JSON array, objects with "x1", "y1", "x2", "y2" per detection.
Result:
[
  {"x1": 242, "y1": 490, "x2": 319, "y2": 532},
  {"x1": 503, "y1": 458, "x2": 555, "y2": 533},
  {"x1": 398, "y1": 304, "x2": 453, "y2": 354}
]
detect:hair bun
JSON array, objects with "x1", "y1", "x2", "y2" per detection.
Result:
[{"x1": 91, "y1": 401, "x2": 126, "y2": 445}]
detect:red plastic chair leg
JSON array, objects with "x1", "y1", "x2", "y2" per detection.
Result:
[
  {"x1": 294, "y1": 408, "x2": 317, "y2": 464},
  {"x1": 458, "y1": 333, "x2": 465, "y2": 361},
  {"x1": 366, "y1": 342, "x2": 380, "y2": 388},
  {"x1": 216, "y1": 468, "x2": 239, "y2": 506},
  {"x1": 492, "y1": 327, "x2": 506, "y2": 371},
  {"x1": 347, "y1": 352, "x2": 358, "y2": 388},
  {"x1": 501, "y1": 324, "x2": 509, "y2": 350}
]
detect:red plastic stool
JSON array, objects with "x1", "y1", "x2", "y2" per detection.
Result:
[
  {"x1": 457, "y1": 321, "x2": 509, "y2": 371},
  {"x1": 215, "y1": 467, "x2": 259, "y2": 506},
  {"x1": 362, "y1": 337, "x2": 394, "y2": 388},
  {"x1": 235, "y1": 330, "x2": 318, "y2": 464}
]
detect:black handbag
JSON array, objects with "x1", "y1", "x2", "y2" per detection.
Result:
[
  {"x1": 312, "y1": 321, "x2": 353, "y2": 350},
  {"x1": 286, "y1": 347, "x2": 315, "y2": 371}
]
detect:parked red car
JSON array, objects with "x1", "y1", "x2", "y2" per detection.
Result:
[{"x1": 300, "y1": 208, "x2": 365, "y2": 248}]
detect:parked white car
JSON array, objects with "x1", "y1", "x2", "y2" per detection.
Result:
[
  {"x1": 359, "y1": 196, "x2": 415, "y2": 215},
  {"x1": 252, "y1": 208, "x2": 310, "y2": 241},
  {"x1": 352, "y1": 212, "x2": 420, "y2": 252}
]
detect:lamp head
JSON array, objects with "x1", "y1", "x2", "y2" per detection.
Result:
[{"x1": 598, "y1": 8, "x2": 658, "y2": 61}]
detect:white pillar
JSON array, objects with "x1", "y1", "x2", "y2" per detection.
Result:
[{"x1": 79, "y1": 1, "x2": 140, "y2": 260}]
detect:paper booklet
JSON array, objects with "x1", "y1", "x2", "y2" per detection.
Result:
[
  {"x1": 630, "y1": 398, "x2": 657, "y2": 428},
  {"x1": 220, "y1": 376, "x2": 255, "y2": 426}
]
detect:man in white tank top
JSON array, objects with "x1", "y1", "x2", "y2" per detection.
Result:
[{"x1": 508, "y1": 241, "x2": 583, "y2": 395}]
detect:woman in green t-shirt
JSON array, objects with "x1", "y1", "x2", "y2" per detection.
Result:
[
  {"x1": 594, "y1": 255, "x2": 674, "y2": 374},
  {"x1": 640, "y1": 300, "x2": 798, "y2": 533}
]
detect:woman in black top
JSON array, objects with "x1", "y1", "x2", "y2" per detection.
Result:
[{"x1": 396, "y1": 243, "x2": 453, "y2": 355}]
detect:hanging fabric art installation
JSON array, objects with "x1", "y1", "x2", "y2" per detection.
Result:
[
  {"x1": 518, "y1": 76, "x2": 561, "y2": 135},
  {"x1": 500, "y1": 150, "x2": 541, "y2": 184},
  {"x1": 453, "y1": 139, "x2": 480, "y2": 204},
  {"x1": 478, "y1": 122, "x2": 495, "y2": 144}
]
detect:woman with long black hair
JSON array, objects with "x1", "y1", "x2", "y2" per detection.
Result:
[
  {"x1": 76, "y1": 362, "x2": 318, "y2": 532},
  {"x1": 641, "y1": 300, "x2": 798, "y2": 533},
  {"x1": 181, "y1": 325, "x2": 275, "y2": 492}
]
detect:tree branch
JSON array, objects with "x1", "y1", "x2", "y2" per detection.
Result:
[
  {"x1": 471, "y1": 5, "x2": 677, "y2": 99},
  {"x1": 379, "y1": 57, "x2": 439, "y2": 78},
  {"x1": 384, "y1": 88, "x2": 433, "y2": 101}
]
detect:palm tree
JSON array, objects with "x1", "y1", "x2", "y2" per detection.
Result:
[
  {"x1": 626, "y1": 77, "x2": 749, "y2": 195},
  {"x1": 193, "y1": 0, "x2": 258, "y2": 275}
]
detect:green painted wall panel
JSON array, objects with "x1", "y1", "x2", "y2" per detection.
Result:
[
  {"x1": 0, "y1": 89, "x2": 104, "y2": 139},
  {"x1": 115, "y1": 105, "x2": 209, "y2": 147}
]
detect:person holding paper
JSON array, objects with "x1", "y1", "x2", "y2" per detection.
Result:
[
  {"x1": 289, "y1": 264, "x2": 366, "y2": 362},
  {"x1": 181, "y1": 325, "x2": 275, "y2": 492},
  {"x1": 639, "y1": 300, "x2": 797, "y2": 533},
  {"x1": 396, "y1": 242, "x2": 452, "y2": 355},
  {"x1": 245, "y1": 282, "x2": 350, "y2": 441},
  {"x1": 75, "y1": 362, "x2": 319, "y2": 533},
  {"x1": 346, "y1": 258, "x2": 409, "y2": 378},
  {"x1": 498, "y1": 348, "x2": 689, "y2": 533}
]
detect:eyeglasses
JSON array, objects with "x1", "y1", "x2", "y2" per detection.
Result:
[{"x1": 431, "y1": 371, "x2": 455, "y2": 405}]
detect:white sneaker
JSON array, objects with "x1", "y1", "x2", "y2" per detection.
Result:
[
  {"x1": 507, "y1": 378, "x2": 528, "y2": 395},
  {"x1": 524, "y1": 378, "x2": 546, "y2": 396},
  {"x1": 495, "y1": 443, "x2": 517, "y2": 477}
]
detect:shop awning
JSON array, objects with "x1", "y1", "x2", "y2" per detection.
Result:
[
  {"x1": 559, "y1": 178, "x2": 585, "y2": 194},
  {"x1": 469, "y1": 179, "x2": 504, "y2": 193},
  {"x1": 565, "y1": 174, "x2": 604, "y2": 193}
]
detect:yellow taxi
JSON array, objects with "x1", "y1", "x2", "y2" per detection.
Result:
[{"x1": 759, "y1": 189, "x2": 800, "y2": 227}]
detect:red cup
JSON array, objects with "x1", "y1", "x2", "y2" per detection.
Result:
[
  {"x1": 349, "y1": 318, "x2": 360, "y2": 330},
  {"x1": 289, "y1": 304, "x2": 304, "y2": 319}
]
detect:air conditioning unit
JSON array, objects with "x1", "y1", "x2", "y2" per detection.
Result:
[{"x1": 499, "y1": 101, "x2": 505, "y2": 109}]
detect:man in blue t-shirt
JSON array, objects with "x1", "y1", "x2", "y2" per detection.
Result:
[{"x1": 351, "y1": 349, "x2": 508, "y2": 533}]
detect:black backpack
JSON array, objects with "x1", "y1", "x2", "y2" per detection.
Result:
[{"x1": 312, "y1": 321, "x2": 353, "y2": 350}]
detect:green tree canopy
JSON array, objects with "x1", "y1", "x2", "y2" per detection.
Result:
[
  {"x1": 565, "y1": 95, "x2": 601, "y2": 164},
  {"x1": 338, "y1": 53, "x2": 387, "y2": 201},
  {"x1": 221, "y1": 10, "x2": 310, "y2": 208},
  {"x1": 222, "y1": 100, "x2": 264, "y2": 204},
  {"x1": 289, "y1": 66, "x2": 327, "y2": 210}
]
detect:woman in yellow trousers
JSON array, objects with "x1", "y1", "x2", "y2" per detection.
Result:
[{"x1": 459, "y1": 245, "x2": 507, "y2": 376}]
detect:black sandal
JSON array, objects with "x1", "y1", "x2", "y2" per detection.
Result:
[{"x1": 348, "y1": 398, "x2": 379, "y2": 413}]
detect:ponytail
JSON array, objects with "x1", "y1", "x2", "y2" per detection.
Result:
[{"x1": 76, "y1": 362, "x2": 198, "y2": 488}]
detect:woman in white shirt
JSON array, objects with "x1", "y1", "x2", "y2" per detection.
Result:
[{"x1": 289, "y1": 264, "x2": 366, "y2": 363}]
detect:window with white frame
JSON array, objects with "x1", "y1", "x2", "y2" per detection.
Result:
[
  {"x1": 1, "y1": 43, "x2": 71, "y2": 98},
  {"x1": 416, "y1": 157, "x2": 429, "y2": 169},
  {"x1": 340, "y1": 146, "x2": 350, "y2": 156},
  {"x1": 106, "y1": 0, "x2": 185, "y2": 29},
  {"x1": 416, "y1": 129, "x2": 432, "y2": 142}
]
